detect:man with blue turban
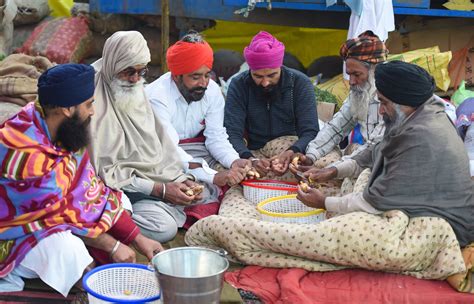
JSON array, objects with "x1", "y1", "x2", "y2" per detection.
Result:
[{"x1": 0, "y1": 63, "x2": 163, "y2": 297}]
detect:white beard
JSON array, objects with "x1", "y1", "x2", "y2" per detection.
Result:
[
  {"x1": 110, "y1": 78, "x2": 146, "y2": 113},
  {"x1": 349, "y1": 68, "x2": 376, "y2": 123},
  {"x1": 385, "y1": 103, "x2": 407, "y2": 133}
]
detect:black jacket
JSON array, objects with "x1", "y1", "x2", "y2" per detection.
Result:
[{"x1": 224, "y1": 66, "x2": 319, "y2": 158}]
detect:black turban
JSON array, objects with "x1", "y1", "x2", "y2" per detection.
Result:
[
  {"x1": 375, "y1": 60, "x2": 435, "y2": 107},
  {"x1": 38, "y1": 63, "x2": 95, "y2": 107}
]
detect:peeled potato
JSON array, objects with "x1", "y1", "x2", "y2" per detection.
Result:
[
  {"x1": 184, "y1": 184, "x2": 205, "y2": 196},
  {"x1": 291, "y1": 156, "x2": 300, "y2": 167},
  {"x1": 246, "y1": 168, "x2": 260, "y2": 179},
  {"x1": 299, "y1": 181, "x2": 309, "y2": 192},
  {"x1": 192, "y1": 185, "x2": 204, "y2": 195}
]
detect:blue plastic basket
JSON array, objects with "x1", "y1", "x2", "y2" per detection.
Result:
[{"x1": 82, "y1": 263, "x2": 161, "y2": 303}]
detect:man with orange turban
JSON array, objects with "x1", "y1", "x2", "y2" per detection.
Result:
[
  {"x1": 146, "y1": 31, "x2": 250, "y2": 189},
  {"x1": 224, "y1": 31, "x2": 319, "y2": 180}
]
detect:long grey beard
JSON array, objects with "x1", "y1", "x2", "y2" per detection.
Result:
[
  {"x1": 384, "y1": 104, "x2": 407, "y2": 136},
  {"x1": 349, "y1": 70, "x2": 376, "y2": 123},
  {"x1": 110, "y1": 78, "x2": 146, "y2": 113}
]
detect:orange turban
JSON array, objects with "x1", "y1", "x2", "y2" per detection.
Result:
[{"x1": 166, "y1": 41, "x2": 214, "y2": 75}]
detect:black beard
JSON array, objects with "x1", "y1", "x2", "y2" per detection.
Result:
[
  {"x1": 56, "y1": 112, "x2": 91, "y2": 152},
  {"x1": 258, "y1": 84, "x2": 278, "y2": 101},
  {"x1": 176, "y1": 80, "x2": 207, "y2": 102},
  {"x1": 260, "y1": 84, "x2": 277, "y2": 94}
]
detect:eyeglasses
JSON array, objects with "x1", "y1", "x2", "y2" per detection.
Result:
[{"x1": 119, "y1": 66, "x2": 148, "y2": 78}]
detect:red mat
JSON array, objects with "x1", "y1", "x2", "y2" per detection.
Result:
[{"x1": 225, "y1": 266, "x2": 474, "y2": 304}]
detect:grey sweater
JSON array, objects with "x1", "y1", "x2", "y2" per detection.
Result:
[{"x1": 224, "y1": 66, "x2": 319, "y2": 159}]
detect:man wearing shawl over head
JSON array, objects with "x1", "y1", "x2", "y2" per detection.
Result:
[
  {"x1": 297, "y1": 61, "x2": 474, "y2": 252},
  {"x1": 0, "y1": 64, "x2": 162, "y2": 296},
  {"x1": 146, "y1": 31, "x2": 250, "y2": 188},
  {"x1": 89, "y1": 31, "x2": 205, "y2": 243},
  {"x1": 224, "y1": 31, "x2": 319, "y2": 180}
]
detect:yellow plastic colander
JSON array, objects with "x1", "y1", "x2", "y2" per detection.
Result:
[{"x1": 257, "y1": 194, "x2": 326, "y2": 224}]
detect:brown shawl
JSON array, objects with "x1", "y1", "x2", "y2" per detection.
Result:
[
  {"x1": 360, "y1": 97, "x2": 474, "y2": 246},
  {"x1": 89, "y1": 31, "x2": 189, "y2": 190}
]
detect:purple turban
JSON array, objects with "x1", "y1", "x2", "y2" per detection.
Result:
[{"x1": 244, "y1": 31, "x2": 285, "y2": 71}]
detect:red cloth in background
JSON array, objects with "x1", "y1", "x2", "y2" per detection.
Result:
[
  {"x1": 225, "y1": 266, "x2": 474, "y2": 304},
  {"x1": 18, "y1": 17, "x2": 91, "y2": 64},
  {"x1": 87, "y1": 211, "x2": 140, "y2": 265}
]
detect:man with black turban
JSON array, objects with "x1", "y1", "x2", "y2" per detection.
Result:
[{"x1": 297, "y1": 61, "x2": 474, "y2": 249}]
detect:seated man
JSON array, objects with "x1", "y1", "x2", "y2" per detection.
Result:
[
  {"x1": 303, "y1": 31, "x2": 387, "y2": 168},
  {"x1": 297, "y1": 61, "x2": 474, "y2": 247},
  {"x1": 146, "y1": 31, "x2": 248, "y2": 187},
  {"x1": 0, "y1": 64, "x2": 162, "y2": 296},
  {"x1": 225, "y1": 31, "x2": 319, "y2": 178},
  {"x1": 89, "y1": 31, "x2": 204, "y2": 243}
]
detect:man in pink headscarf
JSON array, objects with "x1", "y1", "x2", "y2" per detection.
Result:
[{"x1": 224, "y1": 31, "x2": 319, "y2": 180}]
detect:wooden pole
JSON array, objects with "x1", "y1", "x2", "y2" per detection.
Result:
[{"x1": 161, "y1": 0, "x2": 170, "y2": 73}]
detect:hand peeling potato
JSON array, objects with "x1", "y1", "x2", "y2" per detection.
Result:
[
  {"x1": 299, "y1": 181, "x2": 309, "y2": 192},
  {"x1": 184, "y1": 185, "x2": 204, "y2": 196},
  {"x1": 244, "y1": 165, "x2": 260, "y2": 179}
]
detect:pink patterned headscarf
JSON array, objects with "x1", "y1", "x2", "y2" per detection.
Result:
[{"x1": 244, "y1": 31, "x2": 285, "y2": 71}]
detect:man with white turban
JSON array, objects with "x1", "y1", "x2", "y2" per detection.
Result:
[{"x1": 89, "y1": 31, "x2": 204, "y2": 242}]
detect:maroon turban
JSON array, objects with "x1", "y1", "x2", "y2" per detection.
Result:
[{"x1": 339, "y1": 31, "x2": 388, "y2": 64}]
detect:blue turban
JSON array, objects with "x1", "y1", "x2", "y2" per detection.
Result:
[
  {"x1": 375, "y1": 60, "x2": 435, "y2": 107},
  {"x1": 38, "y1": 63, "x2": 95, "y2": 107}
]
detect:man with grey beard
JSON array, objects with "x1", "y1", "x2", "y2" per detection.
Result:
[
  {"x1": 297, "y1": 61, "x2": 474, "y2": 248},
  {"x1": 297, "y1": 31, "x2": 387, "y2": 180},
  {"x1": 89, "y1": 31, "x2": 207, "y2": 243}
]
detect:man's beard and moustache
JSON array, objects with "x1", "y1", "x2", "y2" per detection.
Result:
[
  {"x1": 349, "y1": 68, "x2": 376, "y2": 123},
  {"x1": 110, "y1": 77, "x2": 146, "y2": 112},
  {"x1": 56, "y1": 111, "x2": 91, "y2": 152},
  {"x1": 176, "y1": 78, "x2": 207, "y2": 103},
  {"x1": 383, "y1": 103, "x2": 407, "y2": 134},
  {"x1": 259, "y1": 84, "x2": 278, "y2": 99}
]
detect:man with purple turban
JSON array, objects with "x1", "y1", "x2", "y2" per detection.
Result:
[{"x1": 225, "y1": 31, "x2": 319, "y2": 179}]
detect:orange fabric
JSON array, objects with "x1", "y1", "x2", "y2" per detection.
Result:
[{"x1": 166, "y1": 41, "x2": 213, "y2": 75}]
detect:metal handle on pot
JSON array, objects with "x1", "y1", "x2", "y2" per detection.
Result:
[
  {"x1": 214, "y1": 248, "x2": 228, "y2": 257},
  {"x1": 147, "y1": 263, "x2": 155, "y2": 272}
]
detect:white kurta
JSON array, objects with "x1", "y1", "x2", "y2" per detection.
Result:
[
  {"x1": 0, "y1": 231, "x2": 93, "y2": 297},
  {"x1": 146, "y1": 72, "x2": 239, "y2": 183}
]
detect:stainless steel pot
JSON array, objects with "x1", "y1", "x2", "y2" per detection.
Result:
[{"x1": 151, "y1": 246, "x2": 229, "y2": 304}]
